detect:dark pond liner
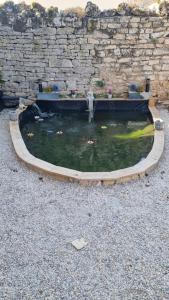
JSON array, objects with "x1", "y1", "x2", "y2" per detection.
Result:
[
  {"x1": 19, "y1": 99, "x2": 152, "y2": 130},
  {"x1": 36, "y1": 99, "x2": 150, "y2": 113}
]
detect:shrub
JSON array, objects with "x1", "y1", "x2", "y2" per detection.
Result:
[
  {"x1": 47, "y1": 6, "x2": 58, "y2": 19},
  {"x1": 95, "y1": 80, "x2": 105, "y2": 88},
  {"x1": 63, "y1": 7, "x2": 85, "y2": 17},
  {"x1": 31, "y1": 2, "x2": 45, "y2": 16},
  {"x1": 1, "y1": 1, "x2": 15, "y2": 11}
]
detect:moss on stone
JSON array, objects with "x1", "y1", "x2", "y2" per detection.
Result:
[{"x1": 87, "y1": 19, "x2": 97, "y2": 32}]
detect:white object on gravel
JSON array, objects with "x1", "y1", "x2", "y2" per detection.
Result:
[{"x1": 71, "y1": 238, "x2": 88, "y2": 250}]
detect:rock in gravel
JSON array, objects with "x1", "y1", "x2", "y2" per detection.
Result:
[{"x1": 71, "y1": 238, "x2": 88, "y2": 250}]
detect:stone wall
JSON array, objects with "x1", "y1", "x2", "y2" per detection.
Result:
[{"x1": 0, "y1": 15, "x2": 169, "y2": 99}]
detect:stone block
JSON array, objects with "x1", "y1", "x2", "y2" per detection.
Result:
[
  {"x1": 114, "y1": 34, "x2": 125, "y2": 39},
  {"x1": 131, "y1": 17, "x2": 140, "y2": 23},
  {"x1": 154, "y1": 48, "x2": 169, "y2": 55},
  {"x1": 162, "y1": 64, "x2": 169, "y2": 70},
  {"x1": 129, "y1": 22, "x2": 139, "y2": 28},
  {"x1": 107, "y1": 23, "x2": 121, "y2": 29},
  {"x1": 62, "y1": 59, "x2": 73, "y2": 68},
  {"x1": 57, "y1": 27, "x2": 74, "y2": 35}
]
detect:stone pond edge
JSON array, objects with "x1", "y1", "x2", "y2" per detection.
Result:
[{"x1": 9, "y1": 103, "x2": 164, "y2": 186}]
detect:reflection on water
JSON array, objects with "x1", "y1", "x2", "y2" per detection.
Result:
[{"x1": 21, "y1": 111, "x2": 154, "y2": 172}]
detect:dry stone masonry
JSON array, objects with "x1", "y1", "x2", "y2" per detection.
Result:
[{"x1": 1, "y1": 2, "x2": 169, "y2": 100}]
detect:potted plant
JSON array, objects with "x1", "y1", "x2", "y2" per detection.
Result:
[
  {"x1": 107, "y1": 88, "x2": 113, "y2": 99},
  {"x1": 70, "y1": 89, "x2": 77, "y2": 98},
  {"x1": 95, "y1": 80, "x2": 105, "y2": 88},
  {"x1": 37, "y1": 83, "x2": 60, "y2": 100}
]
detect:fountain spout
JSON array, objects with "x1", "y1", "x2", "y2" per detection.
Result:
[
  {"x1": 32, "y1": 103, "x2": 49, "y2": 118},
  {"x1": 87, "y1": 90, "x2": 94, "y2": 123}
]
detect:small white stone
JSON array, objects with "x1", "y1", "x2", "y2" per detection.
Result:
[{"x1": 71, "y1": 238, "x2": 88, "y2": 250}]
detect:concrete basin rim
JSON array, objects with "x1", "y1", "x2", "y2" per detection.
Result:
[{"x1": 9, "y1": 105, "x2": 164, "y2": 185}]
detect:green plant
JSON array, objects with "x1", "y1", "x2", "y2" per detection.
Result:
[
  {"x1": 87, "y1": 19, "x2": 97, "y2": 32},
  {"x1": 94, "y1": 93, "x2": 107, "y2": 99},
  {"x1": 137, "y1": 85, "x2": 144, "y2": 93},
  {"x1": 43, "y1": 86, "x2": 52, "y2": 92},
  {"x1": 32, "y1": 2, "x2": 45, "y2": 15},
  {"x1": 113, "y1": 124, "x2": 154, "y2": 139},
  {"x1": 47, "y1": 6, "x2": 59, "y2": 21},
  {"x1": 0, "y1": 72, "x2": 4, "y2": 85},
  {"x1": 32, "y1": 40, "x2": 40, "y2": 51},
  {"x1": 2, "y1": 1, "x2": 16, "y2": 11},
  {"x1": 59, "y1": 94, "x2": 69, "y2": 99},
  {"x1": 149, "y1": 34, "x2": 157, "y2": 44},
  {"x1": 95, "y1": 80, "x2": 105, "y2": 88},
  {"x1": 75, "y1": 93, "x2": 84, "y2": 98},
  {"x1": 33, "y1": 40, "x2": 40, "y2": 47}
]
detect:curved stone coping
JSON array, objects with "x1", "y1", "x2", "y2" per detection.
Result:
[{"x1": 9, "y1": 106, "x2": 164, "y2": 186}]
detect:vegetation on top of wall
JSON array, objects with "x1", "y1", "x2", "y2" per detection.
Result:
[
  {"x1": 63, "y1": 7, "x2": 85, "y2": 17},
  {"x1": 32, "y1": 2, "x2": 45, "y2": 14},
  {"x1": 47, "y1": 6, "x2": 59, "y2": 22},
  {"x1": 159, "y1": 0, "x2": 169, "y2": 15},
  {"x1": 0, "y1": 0, "x2": 59, "y2": 29},
  {"x1": 0, "y1": 0, "x2": 165, "y2": 32}
]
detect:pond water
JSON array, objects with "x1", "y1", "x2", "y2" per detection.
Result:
[{"x1": 21, "y1": 111, "x2": 154, "y2": 172}]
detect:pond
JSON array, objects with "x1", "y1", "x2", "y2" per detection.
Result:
[{"x1": 21, "y1": 110, "x2": 154, "y2": 172}]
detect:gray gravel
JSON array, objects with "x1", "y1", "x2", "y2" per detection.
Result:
[{"x1": 0, "y1": 108, "x2": 169, "y2": 300}]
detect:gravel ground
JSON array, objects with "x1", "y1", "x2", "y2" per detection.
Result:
[{"x1": 0, "y1": 108, "x2": 169, "y2": 300}]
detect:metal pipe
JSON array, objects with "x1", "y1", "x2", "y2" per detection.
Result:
[{"x1": 145, "y1": 78, "x2": 150, "y2": 92}]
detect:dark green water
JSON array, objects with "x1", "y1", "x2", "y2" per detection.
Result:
[{"x1": 21, "y1": 111, "x2": 154, "y2": 172}]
